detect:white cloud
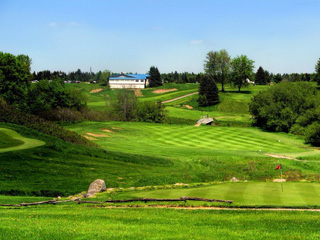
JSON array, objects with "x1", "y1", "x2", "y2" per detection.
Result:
[
  {"x1": 190, "y1": 40, "x2": 203, "y2": 45},
  {"x1": 67, "y1": 21, "x2": 82, "y2": 27},
  {"x1": 48, "y1": 22, "x2": 58, "y2": 27}
]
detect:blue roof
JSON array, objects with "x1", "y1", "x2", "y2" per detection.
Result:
[{"x1": 110, "y1": 73, "x2": 150, "y2": 80}]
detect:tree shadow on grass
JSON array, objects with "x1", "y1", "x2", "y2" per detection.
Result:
[{"x1": 222, "y1": 90, "x2": 252, "y2": 94}]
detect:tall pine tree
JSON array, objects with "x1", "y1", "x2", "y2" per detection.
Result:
[
  {"x1": 255, "y1": 66, "x2": 267, "y2": 85},
  {"x1": 198, "y1": 75, "x2": 219, "y2": 107},
  {"x1": 149, "y1": 66, "x2": 162, "y2": 87}
]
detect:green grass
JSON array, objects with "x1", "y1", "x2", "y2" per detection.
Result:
[
  {"x1": 0, "y1": 205, "x2": 320, "y2": 239},
  {"x1": 66, "y1": 121, "x2": 317, "y2": 159},
  {"x1": 112, "y1": 182, "x2": 320, "y2": 207},
  {"x1": 0, "y1": 128, "x2": 45, "y2": 153}
]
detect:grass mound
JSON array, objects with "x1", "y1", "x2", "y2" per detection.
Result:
[{"x1": 0, "y1": 128, "x2": 45, "y2": 153}]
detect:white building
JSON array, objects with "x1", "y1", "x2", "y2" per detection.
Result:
[{"x1": 109, "y1": 73, "x2": 150, "y2": 89}]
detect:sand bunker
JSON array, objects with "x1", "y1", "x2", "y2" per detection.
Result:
[
  {"x1": 83, "y1": 135, "x2": 97, "y2": 140},
  {"x1": 86, "y1": 132, "x2": 109, "y2": 137},
  {"x1": 134, "y1": 89, "x2": 143, "y2": 97},
  {"x1": 152, "y1": 88, "x2": 177, "y2": 94},
  {"x1": 112, "y1": 127, "x2": 123, "y2": 130},
  {"x1": 90, "y1": 88, "x2": 103, "y2": 93},
  {"x1": 184, "y1": 105, "x2": 193, "y2": 109},
  {"x1": 102, "y1": 129, "x2": 115, "y2": 133}
]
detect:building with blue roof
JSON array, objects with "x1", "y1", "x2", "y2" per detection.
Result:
[{"x1": 109, "y1": 73, "x2": 150, "y2": 88}]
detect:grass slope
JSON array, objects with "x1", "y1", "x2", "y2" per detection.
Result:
[
  {"x1": 0, "y1": 128, "x2": 45, "y2": 153},
  {"x1": 1, "y1": 206, "x2": 319, "y2": 239},
  {"x1": 66, "y1": 121, "x2": 317, "y2": 159}
]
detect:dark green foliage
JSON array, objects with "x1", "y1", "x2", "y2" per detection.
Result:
[
  {"x1": 305, "y1": 122, "x2": 320, "y2": 146},
  {"x1": 250, "y1": 81, "x2": 320, "y2": 146},
  {"x1": 136, "y1": 100, "x2": 167, "y2": 123},
  {"x1": 198, "y1": 75, "x2": 219, "y2": 107},
  {"x1": 255, "y1": 66, "x2": 267, "y2": 85},
  {"x1": 0, "y1": 99, "x2": 94, "y2": 146},
  {"x1": 149, "y1": 66, "x2": 162, "y2": 87},
  {"x1": 28, "y1": 80, "x2": 86, "y2": 114},
  {"x1": 273, "y1": 73, "x2": 283, "y2": 83},
  {"x1": 0, "y1": 52, "x2": 31, "y2": 109},
  {"x1": 113, "y1": 89, "x2": 138, "y2": 121}
]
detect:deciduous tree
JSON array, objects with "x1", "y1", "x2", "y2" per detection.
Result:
[
  {"x1": 204, "y1": 49, "x2": 231, "y2": 92},
  {"x1": 230, "y1": 55, "x2": 255, "y2": 92}
]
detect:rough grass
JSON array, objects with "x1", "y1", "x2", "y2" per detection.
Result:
[{"x1": 0, "y1": 206, "x2": 320, "y2": 239}]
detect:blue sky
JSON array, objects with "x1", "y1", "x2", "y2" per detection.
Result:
[{"x1": 0, "y1": 0, "x2": 319, "y2": 74}]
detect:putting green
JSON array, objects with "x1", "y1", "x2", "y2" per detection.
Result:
[
  {"x1": 0, "y1": 128, "x2": 45, "y2": 153},
  {"x1": 123, "y1": 182, "x2": 320, "y2": 207}
]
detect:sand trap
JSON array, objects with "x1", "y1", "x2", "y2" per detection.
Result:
[
  {"x1": 86, "y1": 132, "x2": 109, "y2": 137},
  {"x1": 194, "y1": 122, "x2": 201, "y2": 127},
  {"x1": 134, "y1": 89, "x2": 143, "y2": 97},
  {"x1": 184, "y1": 105, "x2": 193, "y2": 109},
  {"x1": 102, "y1": 129, "x2": 115, "y2": 133},
  {"x1": 112, "y1": 127, "x2": 123, "y2": 130},
  {"x1": 83, "y1": 135, "x2": 97, "y2": 140},
  {"x1": 90, "y1": 88, "x2": 103, "y2": 93},
  {"x1": 153, "y1": 88, "x2": 177, "y2": 94}
]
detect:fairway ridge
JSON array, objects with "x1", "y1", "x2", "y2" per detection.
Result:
[{"x1": 0, "y1": 128, "x2": 45, "y2": 153}]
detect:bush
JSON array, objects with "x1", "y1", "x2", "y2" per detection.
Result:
[
  {"x1": 136, "y1": 100, "x2": 167, "y2": 123},
  {"x1": 0, "y1": 99, "x2": 95, "y2": 146},
  {"x1": 305, "y1": 122, "x2": 320, "y2": 146}
]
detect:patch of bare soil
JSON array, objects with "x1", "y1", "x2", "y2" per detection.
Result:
[
  {"x1": 102, "y1": 129, "x2": 115, "y2": 133},
  {"x1": 153, "y1": 88, "x2": 177, "y2": 94},
  {"x1": 184, "y1": 105, "x2": 193, "y2": 109},
  {"x1": 265, "y1": 153, "x2": 303, "y2": 161},
  {"x1": 134, "y1": 89, "x2": 143, "y2": 97},
  {"x1": 86, "y1": 132, "x2": 109, "y2": 137},
  {"x1": 83, "y1": 135, "x2": 97, "y2": 140},
  {"x1": 90, "y1": 88, "x2": 103, "y2": 93}
]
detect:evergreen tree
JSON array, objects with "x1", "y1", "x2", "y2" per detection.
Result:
[
  {"x1": 149, "y1": 66, "x2": 162, "y2": 87},
  {"x1": 255, "y1": 66, "x2": 267, "y2": 85},
  {"x1": 315, "y1": 58, "x2": 320, "y2": 85},
  {"x1": 198, "y1": 75, "x2": 219, "y2": 107}
]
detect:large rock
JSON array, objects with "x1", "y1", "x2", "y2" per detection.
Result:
[
  {"x1": 87, "y1": 179, "x2": 106, "y2": 194},
  {"x1": 230, "y1": 177, "x2": 239, "y2": 182}
]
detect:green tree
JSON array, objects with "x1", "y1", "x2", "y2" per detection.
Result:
[
  {"x1": 273, "y1": 73, "x2": 283, "y2": 83},
  {"x1": 198, "y1": 75, "x2": 219, "y2": 107},
  {"x1": 114, "y1": 89, "x2": 137, "y2": 121},
  {"x1": 255, "y1": 66, "x2": 267, "y2": 85},
  {"x1": 149, "y1": 66, "x2": 162, "y2": 87},
  {"x1": 0, "y1": 52, "x2": 31, "y2": 109},
  {"x1": 230, "y1": 55, "x2": 255, "y2": 92},
  {"x1": 204, "y1": 49, "x2": 231, "y2": 92},
  {"x1": 315, "y1": 58, "x2": 320, "y2": 85},
  {"x1": 136, "y1": 100, "x2": 167, "y2": 123}
]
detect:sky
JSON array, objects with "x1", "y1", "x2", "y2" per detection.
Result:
[{"x1": 0, "y1": 0, "x2": 319, "y2": 74}]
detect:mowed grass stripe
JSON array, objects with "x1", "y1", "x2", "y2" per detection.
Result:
[{"x1": 123, "y1": 182, "x2": 320, "y2": 207}]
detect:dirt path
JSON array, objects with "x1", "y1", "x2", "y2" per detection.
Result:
[
  {"x1": 100, "y1": 205, "x2": 320, "y2": 212},
  {"x1": 162, "y1": 92, "x2": 198, "y2": 104}
]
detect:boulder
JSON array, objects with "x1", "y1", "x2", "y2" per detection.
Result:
[
  {"x1": 87, "y1": 179, "x2": 106, "y2": 194},
  {"x1": 230, "y1": 177, "x2": 239, "y2": 182}
]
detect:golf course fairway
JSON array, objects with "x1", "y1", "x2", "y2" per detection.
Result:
[{"x1": 0, "y1": 128, "x2": 45, "y2": 153}]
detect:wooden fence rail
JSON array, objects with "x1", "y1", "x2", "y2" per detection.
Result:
[{"x1": 0, "y1": 197, "x2": 233, "y2": 207}]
